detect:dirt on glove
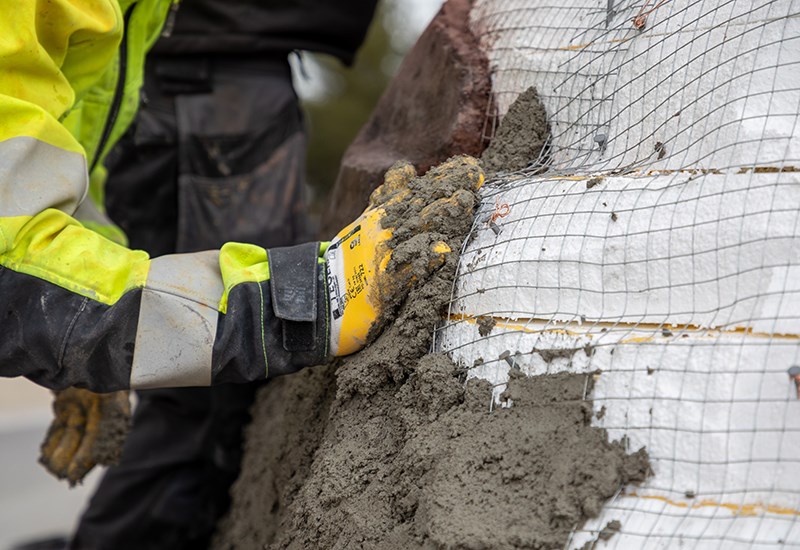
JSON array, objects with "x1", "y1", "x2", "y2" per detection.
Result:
[
  {"x1": 40, "y1": 388, "x2": 131, "y2": 486},
  {"x1": 214, "y1": 156, "x2": 651, "y2": 550}
]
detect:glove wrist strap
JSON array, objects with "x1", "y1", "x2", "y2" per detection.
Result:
[{"x1": 268, "y1": 242, "x2": 323, "y2": 353}]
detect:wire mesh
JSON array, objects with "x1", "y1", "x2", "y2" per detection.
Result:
[{"x1": 435, "y1": 0, "x2": 800, "y2": 547}]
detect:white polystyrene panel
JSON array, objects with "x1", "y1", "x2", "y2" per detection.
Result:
[
  {"x1": 438, "y1": 170, "x2": 800, "y2": 547},
  {"x1": 438, "y1": 315, "x2": 800, "y2": 548},
  {"x1": 450, "y1": 1, "x2": 800, "y2": 546},
  {"x1": 472, "y1": 0, "x2": 800, "y2": 173},
  {"x1": 452, "y1": 171, "x2": 800, "y2": 334}
]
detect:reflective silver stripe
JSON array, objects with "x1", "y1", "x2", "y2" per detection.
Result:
[
  {"x1": 143, "y1": 251, "x2": 225, "y2": 308},
  {"x1": 130, "y1": 251, "x2": 224, "y2": 388},
  {"x1": 0, "y1": 136, "x2": 87, "y2": 216},
  {"x1": 130, "y1": 290, "x2": 217, "y2": 388}
]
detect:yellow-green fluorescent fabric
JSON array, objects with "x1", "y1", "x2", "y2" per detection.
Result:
[{"x1": 0, "y1": 0, "x2": 328, "y2": 391}]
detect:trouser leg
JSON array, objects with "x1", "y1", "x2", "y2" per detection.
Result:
[
  {"x1": 72, "y1": 383, "x2": 263, "y2": 550},
  {"x1": 72, "y1": 388, "x2": 212, "y2": 550}
]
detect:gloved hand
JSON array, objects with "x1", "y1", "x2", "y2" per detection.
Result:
[
  {"x1": 324, "y1": 156, "x2": 484, "y2": 356},
  {"x1": 39, "y1": 388, "x2": 131, "y2": 486}
]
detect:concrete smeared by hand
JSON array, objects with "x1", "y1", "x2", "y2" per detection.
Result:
[
  {"x1": 215, "y1": 157, "x2": 651, "y2": 550},
  {"x1": 481, "y1": 86, "x2": 551, "y2": 176}
]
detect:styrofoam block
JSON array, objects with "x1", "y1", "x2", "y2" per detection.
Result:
[
  {"x1": 437, "y1": 316, "x2": 800, "y2": 548},
  {"x1": 453, "y1": 171, "x2": 800, "y2": 333},
  {"x1": 473, "y1": 0, "x2": 800, "y2": 172},
  {"x1": 458, "y1": 1, "x2": 800, "y2": 545}
]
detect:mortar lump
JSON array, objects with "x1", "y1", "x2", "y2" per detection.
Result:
[
  {"x1": 214, "y1": 157, "x2": 651, "y2": 550},
  {"x1": 481, "y1": 86, "x2": 551, "y2": 176}
]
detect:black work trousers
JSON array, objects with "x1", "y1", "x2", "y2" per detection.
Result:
[{"x1": 70, "y1": 54, "x2": 311, "y2": 550}]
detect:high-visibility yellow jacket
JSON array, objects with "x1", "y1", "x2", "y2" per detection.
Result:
[{"x1": 0, "y1": 0, "x2": 329, "y2": 391}]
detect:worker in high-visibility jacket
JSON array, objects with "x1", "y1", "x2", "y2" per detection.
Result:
[
  {"x1": 2, "y1": 0, "x2": 482, "y2": 504},
  {"x1": 0, "y1": 0, "x2": 401, "y2": 391},
  {"x1": 4, "y1": 3, "x2": 397, "y2": 548},
  {"x1": 2, "y1": 4, "x2": 483, "y2": 548}
]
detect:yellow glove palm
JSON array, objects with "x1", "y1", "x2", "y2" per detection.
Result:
[{"x1": 325, "y1": 156, "x2": 484, "y2": 356}]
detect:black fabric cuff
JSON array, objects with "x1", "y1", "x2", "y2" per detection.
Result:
[
  {"x1": 0, "y1": 267, "x2": 138, "y2": 392},
  {"x1": 211, "y1": 261, "x2": 330, "y2": 385}
]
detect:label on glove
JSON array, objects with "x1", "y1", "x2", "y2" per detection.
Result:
[
  {"x1": 326, "y1": 239, "x2": 346, "y2": 321},
  {"x1": 325, "y1": 223, "x2": 372, "y2": 356},
  {"x1": 325, "y1": 206, "x2": 391, "y2": 357}
]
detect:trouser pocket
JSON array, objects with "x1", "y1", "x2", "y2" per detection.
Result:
[
  {"x1": 176, "y1": 131, "x2": 311, "y2": 251},
  {"x1": 173, "y1": 67, "x2": 311, "y2": 252}
]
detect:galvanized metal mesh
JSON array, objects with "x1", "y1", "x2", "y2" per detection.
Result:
[{"x1": 435, "y1": 1, "x2": 800, "y2": 547}]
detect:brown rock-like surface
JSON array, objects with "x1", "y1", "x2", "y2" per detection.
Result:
[{"x1": 319, "y1": 0, "x2": 491, "y2": 237}]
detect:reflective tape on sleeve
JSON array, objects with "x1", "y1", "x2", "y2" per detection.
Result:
[
  {"x1": 0, "y1": 136, "x2": 87, "y2": 216},
  {"x1": 130, "y1": 289, "x2": 217, "y2": 388},
  {"x1": 130, "y1": 251, "x2": 224, "y2": 388}
]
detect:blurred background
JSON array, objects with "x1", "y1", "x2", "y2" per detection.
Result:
[
  {"x1": 295, "y1": 0, "x2": 445, "y2": 228},
  {"x1": 0, "y1": 1, "x2": 443, "y2": 548}
]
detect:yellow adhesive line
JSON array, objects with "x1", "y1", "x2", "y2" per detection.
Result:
[
  {"x1": 551, "y1": 16, "x2": 789, "y2": 53},
  {"x1": 529, "y1": 166, "x2": 795, "y2": 183},
  {"x1": 539, "y1": 170, "x2": 720, "y2": 182},
  {"x1": 558, "y1": 37, "x2": 632, "y2": 51},
  {"x1": 560, "y1": 42, "x2": 591, "y2": 51},
  {"x1": 449, "y1": 314, "x2": 800, "y2": 341},
  {"x1": 642, "y1": 168, "x2": 723, "y2": 176},
  {"x1": 451, "y1": 314, "x2": 589, "y2": 338},
  {"x1": 627, "y1": 492, "x2": 800, "y2": 517},
  {"x1": 638, "y1": 166, "x2": 798, "y2": 176},
  {"x1": 738, "y1": 166, "x2": 799, "y2": 174}
]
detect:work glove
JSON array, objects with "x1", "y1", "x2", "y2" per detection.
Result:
[
  {"x1": 324, "y1": 156, "x2": 484, "y2": 356},
  {"x1": 39, "y1": 388, "x2": 131, "y2": 486}
]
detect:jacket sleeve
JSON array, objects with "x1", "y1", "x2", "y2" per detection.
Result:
[{"x1": 0, "y1": 1, "x2": 329, "y2": 392}]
